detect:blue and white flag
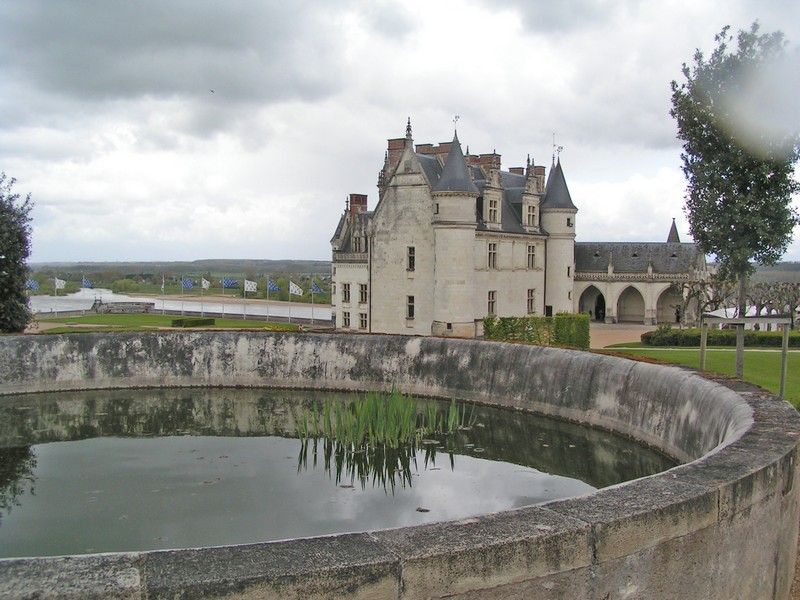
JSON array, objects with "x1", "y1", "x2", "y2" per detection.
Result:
[
  {"x1": 267, "y1": 279, "x2": 281, "y2": 293},
  {"x1": 244, "y1": 279, "x2": 257, "y2": 293},
  {"x1": 289, "y1": 281, "x2": 303, "y2": 296},
  {"x1": 26, "y1": 279, "x2": 41, "y2": 291},
  {"x1": 311, "y1": 282, "x2": 323, "y2": 294},
  {"x1": 181, "y1": 277, "x2": 195, "y2": 290},
  {"x1": 54, "y1": 277, "x2": 66, "y2": 290},
  {"x1": 222, "y1": 277, "x2": 239, "y2": 289},
  {"x1": 82, "y1": 275, "x2": 93, "y2": 289}
]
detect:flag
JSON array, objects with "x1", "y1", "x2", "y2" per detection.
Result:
[
  {"x1": 81, "y1": 275, "x2": 93, "y2": 289},
  {"x1": 244, "y1": 279, "x2": 257, "y2": 293},
  {"x1": 182, "y1": 277, "x2": 195, "y2": 290},
  {"x1": 267, "y1": 279, "x2": 281, "y2": 293},
  {"x1": 54, "y1": 277, "x2": 66, "y2": 290},
  {"x1": 289, "y1": 281, "x2": 303, "y2": 296},
  {"x1": 201, "y1": 278, "x2": 211, "y2": 290},
  {"x1": 26, "y1": 279, "x2": 40, "y2": 291},
  {"x1": 222, "y1": 277, "x2": 239, "y2": 289},
  {"x1": 161, "y1": 275, "x2": 165, "y2": 293},
  {"x1": 311, "y1": 282, "x2": 323, "y2": 294}
]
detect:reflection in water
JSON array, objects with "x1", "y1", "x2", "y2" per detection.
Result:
[{"x1": 0, "y1": 388, "x2": 676, "y2": 557}]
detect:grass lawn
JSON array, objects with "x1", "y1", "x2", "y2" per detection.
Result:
[
  {"x1": 602, "y1": 347, "x2": 800, "y2": 408},
  {"x1": 36, "y1": 314, "x2": 300, "y2": 332}
]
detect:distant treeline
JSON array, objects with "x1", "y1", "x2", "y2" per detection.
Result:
[{"x1": 30, "y1": 259, "x2": 331, "y2": 275}]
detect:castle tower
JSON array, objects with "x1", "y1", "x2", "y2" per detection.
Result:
[
  {"x1": 540, "y1": 158, "x2": 577, "y2": 315},
  {"x1": 431, "y1": 131, "x2": 479, "y2": 337}
]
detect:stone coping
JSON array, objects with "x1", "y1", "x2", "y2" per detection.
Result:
[{"x1": 0, "y1": 331, "x2": 797, "y2": 599}]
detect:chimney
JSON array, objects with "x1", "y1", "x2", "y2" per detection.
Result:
[
  {"x1": 386, "y1": 138, "x2": 406, "y2": 170},
  {"x1": 349, "y1": 193, "x2": 368, "y2": 217},
  {"x1": 415, "y1": 143, "x2": 435, "y2": 155},
  {"x1": 509, "y1": 167, "x2": 524, "y2": 175}
]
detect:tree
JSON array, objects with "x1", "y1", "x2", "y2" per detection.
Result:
[
  {"x1": 0, "y1": 173, "x2": 34, "y2": 333},
  {"x1": 671, "y1": 23, "x2": 800, "y2": 295},
  {"x1": 670, "y1": 23, "x2": 800, "y2": 374}
]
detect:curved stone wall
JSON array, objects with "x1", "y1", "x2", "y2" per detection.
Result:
[{"x1": 0, "y1": 331, "x2": 798, "y2": 599}]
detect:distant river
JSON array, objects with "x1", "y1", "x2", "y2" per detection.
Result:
[{"x1": 29, "y1": 288, "x2": 332, "y2": 323}]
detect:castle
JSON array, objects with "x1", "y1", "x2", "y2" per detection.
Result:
[{"x1": 331, "y1": 120, "x2": 707, "y2": 337}]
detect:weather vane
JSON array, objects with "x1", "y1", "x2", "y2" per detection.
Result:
[
  {"x1": 552, "y1": 132, "x2": 563, "y2": 163},
  {"x1": 453, "y1": 115, "x2": 460, "y2": 132}
]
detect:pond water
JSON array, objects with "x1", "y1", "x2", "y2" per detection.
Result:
[{"x1": 0, "y1": 388, "x2": 675, "y2": 558}]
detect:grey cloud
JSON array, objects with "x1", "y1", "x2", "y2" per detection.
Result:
[
  {"x1": 0, "y1": 1, "x2": 349, "y2": 130},
  {"x1": 478, "y1": 0, "x2": 615, "y2": 33}
]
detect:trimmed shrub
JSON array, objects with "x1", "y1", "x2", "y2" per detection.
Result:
[
  {"x1": 642, "y1": 323, "x2": 800, "y2": 347},
  {"x1": 171, "y1": 318, "x2": 215, "y2": 328},
  {"x1": 482, "y1": 313, "x2": 590, "y2": 349}
]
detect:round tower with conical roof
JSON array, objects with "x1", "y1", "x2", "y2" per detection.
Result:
[
  {"x1": 431, "y1": 131, "x2": 479, "y2": 336},
  {"x1": 540, "y1": 158, "x2": 577, "y2": 315}
]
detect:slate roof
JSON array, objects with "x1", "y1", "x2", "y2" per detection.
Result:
[
  {"x1": 667, "y1": 219, "x2": 681, "y2": 243},
  {"x1": 541, "y1": 159, "x2": 577, "y2": 210},
  {"x1": 431, "y1": 133, "x2": 479, "y2": 194},
  {"x1": 575, "y1": 242, "x2": 703, "y2": 274}
]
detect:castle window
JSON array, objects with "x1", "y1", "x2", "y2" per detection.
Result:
[
  {"x1": 406, "y1": 296, "x2": 415, "y2": 319},
  {"x1": 359, "y1": 312, "x2": 367, "y2": 329},
  {"x1": 343, "y1": 311, "x2": 350, "y2": 328},
  {"x1": 527, "y1": 244, "x2": 536, "y2": 269},
  {"x1": 332, "y1": 283, "x2": 336, "y2": 295},
  {"x1": 488, "y1": 290, "x2": 497, "y2": 316},
  {"x1": 488, "y1": 243, "x2": 497, "y2": 269},
  {"x1": 407, "y1": 246, "x2": 415, "y2": 271},
  {"x1": 359, "y1": 284, "x2": 368, "y2": 304},
  {"x1": 342, "y1": 283, "x2": 350, "y2": 304},
  {"x1": 489, "y1": 198, "x2": 498, "y2": 222},
  {"x1": 527, "y1": 289, "x2": 536, "y2": 314},
  {"x1": 567, "y1": 266, "x2": 571, "y2": 277},
  {"x1": 567, "y1": 217, "x2": 573, "y2": 227},
  {"x1": 527, "y1": 205, "x2": 537, "y2": 227}
]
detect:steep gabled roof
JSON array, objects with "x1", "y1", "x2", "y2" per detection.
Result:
[
  {"x1": 432, "y1": 132, "x2": 479, "y2": 194},
  {"x1": 667, "y1": 218, "x2": 681, "y2": 243},
  {"x1": 541, "y1": 159, "x2": 576, "y2": 210}
]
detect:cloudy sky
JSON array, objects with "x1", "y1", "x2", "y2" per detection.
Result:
[{"x1": 2, "y1": 0, "x2": 799, "y2": 264}]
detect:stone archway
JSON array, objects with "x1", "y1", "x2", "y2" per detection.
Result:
[
  {"x1": 617, "y1": 286, "x2": 645, "y2": 323},
  {"x1": 578, "y1": 285, "x2": 606, "y2": 321},
  {"x1": 656, "y1": 285, "x2": 684, "y2": 324}
]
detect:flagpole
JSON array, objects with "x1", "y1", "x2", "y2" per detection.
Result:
[
  {"x1": 311, "y1": 283, "x2": 315, "y2": 325},
  {"x1": 161, "y1": 274, "x2": 165, "y2": 315},
  {"x1": 266, "y1": 275, "x2": 270, "y2": 321},
  {"x1": 243, "y1": 276, "x2": 247, "y2": 321},
  {"x1": 221, "y1": 279, "x2": 225, "y2": 318},
  {"x1": 181, "y1": 275, "x2": 185, "y2": 316},
  {"x1": 289, "y1": 279, "x2": 292, "y2": 324},
  {"x1": 201, "y1": 280, "x2": 204, "y2": 317}
]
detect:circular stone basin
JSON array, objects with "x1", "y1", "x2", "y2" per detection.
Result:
[
  {"x1": 0, "y1": 388, "x2": 674, "y2": 557},
  {"x1": 0, "y1": 331, "x2": 798, "y2": 600}
]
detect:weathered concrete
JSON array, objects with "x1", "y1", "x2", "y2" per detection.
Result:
[{"x1": 0, "y1": 331, "x2": 797, "y2": 599}]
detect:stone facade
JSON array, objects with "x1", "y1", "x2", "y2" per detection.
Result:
[{"x1": 331, "y1": 121, "x2": 706, "y2": 335}]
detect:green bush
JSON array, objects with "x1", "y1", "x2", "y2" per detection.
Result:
[
  {"x1": 642, "y1": 323, "x2": 800, "y2": 347},
  {"x1": 171, "y1": 318, "x2": 215, "y2": 328},
  {"x1": 111, "y1": 279, "x2": 140, "y2": 294},
  {"x1": 482, "y1": 313, "x2": 590, "y2": 349}
]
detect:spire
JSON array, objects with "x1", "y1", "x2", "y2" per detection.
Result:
[
  {"x1": 667, "y1": 218, "x2": 681, "y2": 243},
  {"x1": 541, "y1": 158, "x2": 577, "y2": 210},
  {"x1": 432, "y1": 131, "x2": 478, "y2": 194},
  {"x1": 405, "y1": 117, "x2": 413, "y2": 148}
]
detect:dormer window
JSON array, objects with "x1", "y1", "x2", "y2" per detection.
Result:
[
  {"x1": 527, "y1": 205, "x2": 537, "y2": 227},
  {"x1": 489, "y1": 198, "x2": 498, "y2": 222},
  {"x1": 632, "y1": 252, "x2": 638, "y2": 258},
  {"x1": 593, "y1": 251, "x2": 601, "y2": 258}
]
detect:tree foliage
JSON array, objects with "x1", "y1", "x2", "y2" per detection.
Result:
[
  {"x1": 0, "y1": 173, "x2": 34, "y2": 333},
  {"x1": 670, "y1": 23, "x2": 800, "y2": 286}
]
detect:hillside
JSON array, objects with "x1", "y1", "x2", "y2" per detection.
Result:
[{"x1": 30, "y1": 259, "x2": 332, "y2": 276}]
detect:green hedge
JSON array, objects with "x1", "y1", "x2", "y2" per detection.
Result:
[
  {"x1": 482, "y1": 313, "x2": 590, "y2": 349},
  {"x1": 171, "y1": 318, "x2": 216, "y2": 328},
  {"x1": 642, "y1": 323, "x2": 800, "y2": 347}
]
